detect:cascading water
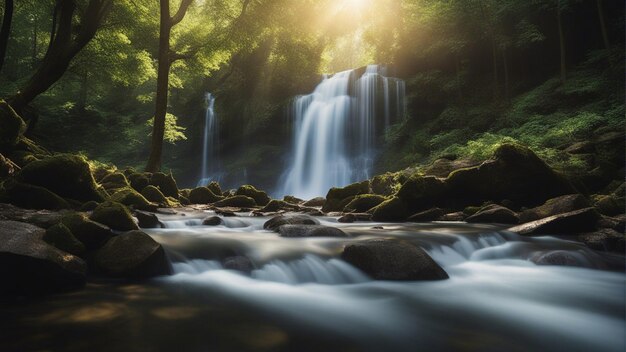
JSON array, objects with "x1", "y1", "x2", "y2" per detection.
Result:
[
  {"x1": 197, "y1": 93, "x2": 221, "y2": 186},
  {"x1": 279, "y1": 65, "x2": 406, "y2": 199}
]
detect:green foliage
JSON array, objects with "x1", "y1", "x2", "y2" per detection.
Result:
[{"x1": 147, "y1": 113, "x2": 187, "y2": 144}]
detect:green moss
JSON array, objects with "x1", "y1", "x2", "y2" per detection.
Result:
[
  {"x1": 207, "y1": 182, "x2": 222, "y2": 197},
  {"x1": 100, "y1": 172, "x2": 130, "y2": 192},
  {"x1": 343, "y1": 194, "x2": 386, "y2": 213},
  {"x1": 0, "y1": 100, "x2": 26, "y2": 147},
  {"x1": 61, "y1": 212, "x2": 113, "y2": 250},
  {"x1": 127, "y1": 172, "x2": 151, "y2": 192},
  {"x1": 235, "y1": 185, "x2": 270, "y2": 206},
  {"x1": 110, "y1": 187, "x2": 155, "y2": 211},
  {"x1": 214, "y1": 195, "x2": 256, "y2": 208},
  {"x1": 370, "y1": 172, "x2": 407, "y2": 196},
  {"x1": 141, "y1": 185, "x2": 168, "y2": 204},
  {"x1": 179, "y1": 188, "x2": 191, "y2": 198},
  {"x1": 150, "y1": 172, "x2": 179, "y2": 198},
  {"x1": 0, "y1": 179, "x2": 71, "y2": 210},
  {"x1": 189, "y1": 187, "x2": 223, "y2": 204},
  {"x1": 371, "y1": 197, "x2": 409, "y2": 222},
  {"x1": 17, "y1": 154, "x2": 104, "y2": 202},
  {"x1": 43, "y1": 223, "x2": 85, "y2": 256},
  {"x1": 322, "y1": 181, "x2": 370, "y2": 212},
  {"x1": 90, "y1": 201, "x2": 138, "y2": 231}
]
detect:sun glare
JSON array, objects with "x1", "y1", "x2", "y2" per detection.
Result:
[{"x1": 342, "y1": 0, "x2": 370, "y2": 11}]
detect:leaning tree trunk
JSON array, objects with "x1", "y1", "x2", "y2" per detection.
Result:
[
  {"x1": 0, "y1": 0, "x2": 14, "y2": 73},
  {"x1": 557, "y1": 0, "x2": 566, "y2": 83}
]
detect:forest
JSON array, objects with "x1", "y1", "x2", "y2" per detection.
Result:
[{"x1": 0, "y1": 1, "x2": 624, "y2": 351}]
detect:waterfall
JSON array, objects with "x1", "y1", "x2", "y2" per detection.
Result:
[
  {"x1": 198, "y1": 93, "x2": 221, "y2": 186},
  {"x1": 279, "y1": 64, "x2": 405, "y2": 199}
]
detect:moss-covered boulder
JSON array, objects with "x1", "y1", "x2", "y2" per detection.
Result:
[
  {"x1": 370, "y1": 172, "x2": 407, "y2": 196},
  {"x1": 0, "y1": 100, "x2": 26, "y2": 147},
  {"x1": 90, "y1": 201, "x2": 138, "y2": 231},
  {"x1": 303, "y1": 197, "x2": 326, "y2": 207},
  {"x1": 94, "y1": 230, "x2": 171, "y2": 278},
  {"x1": 343, "y1": 194, "x2": 386, "y2": 213},
  {"x1": 370, "y1": 197, "x2": 409, "y2": 222},
  {"x1": 207, "y1": 182, "x2": 222, "y2": 197},
  {"x1": 466, "y1": 204, "x2": 519, "y2": 224},
  {"x1": 110, "y1": 187, "x2": 156, "y2": 211},
  {"x1": 396, "y1": 176, "x2": 448, "y2": 213},
  {"x1": 323, "y1": 181, "x2": 370, "y2": 212},
  {"x1": 0, "y1": 179, "x2": 71, "y2": 210},
  {"x1": 141, "y1": 185, "x2": 168, "y2": 204},
  {"x1": 179, "y1": 188, "x2": 191, "y2": 198},
  {"x1": 61, "y1": 213, "x2": 113, "y2": 250},
  {"x1": 150, "y1": 172, "x2": 179, "y2": 198},
  {"x1": 259, "y1": 200, "x2": 299, "y2": 212},
  {"x1": 408, "y1": 208, "x2": 445, "y2": 222},
  {"x1": 188, "y1": 186, "x2": 223, "y2": 204},
  {"x1": 214, "y1": 195, "x2": 256, "y2": 208},
  {"x1": 100, "y1": 172, "x2": 130, "y2": 192},
  {"x1": 263, "y1": 214, "x2": 320, "y2": 231},
  {"x1": 235, "y1": 185, "x2": 270, "y2": 206},
  {"x1": 127, "y1": 172, "x2": 151, "y2": 193},
  {"x1": 43, "y1": 223, "x2": 85, "y2": 256},
  {"x1": 508, "y1": 207, "x2": 600, "y2": 236},
  {"x1": 519, "y1": 194, "x2": 590, "y2": 222},
  {"x1": 16, "y1": 154, "x2": 104, "y2": 202},
  {"x1": 283, "y1": 195, "x2": 304, "y2": 204},
  {"x1": 592, "y1": 194, "x2": 624, "y2": 216}
]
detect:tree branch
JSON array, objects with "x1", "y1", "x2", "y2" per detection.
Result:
[{"x1": 170, "y1": 0, "x2": 193, "y2": 26}]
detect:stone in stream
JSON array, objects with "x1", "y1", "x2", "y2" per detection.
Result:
[
  {"x1": 235, "y1": 185, "x2": 270, "y2": 206},
  {"x1": 408, "y1": 207, "x2": 445, "y2": 222},
  {"x1": 188, "y1": 186, "x2": 223, "y2": 204},
  {"x1": 518, "y1": 194, "x2": 590, "y2": 223},
  {"x1": 202, "y1": 216, "x2": 224, "y2": 226},
  {"x1": 223, "y1": 256, "x2": 254, "y2": 274},
  {"x1": 302, "y1": 197, "x2": 326, "y2": 207},
  {"x1": 322, "y1": 181, "x2": 370, "y2": 212},
  {"x1": 0, "y1": 203, "x2": 64, "y2": 228},
  {"x1": 214, "y1": 195, "x2": 256, "y2": 208},
  {"x1": 370, "y1": 197, "x2": 409, "y2": 222},
  {"x1": 43, "y1": 223, "x2": 85, "y2": 256},
  {"x1": 94, "y1": 230, "x2": 171, "y2": 278},
  {"x1": 440, "y1": 211, "x2": 466, "y2": 221},
  {"x1": 342, "y1": 194, "x2": 386, "y2": 213},
  {"x1": 341, "y1": 239, "x2": 448, "y2": 281},
  {"x1": 577, "y1": 228, "x2": 625, "y2": 253},
  {"x1": 508, "y1": 207, "x2": 600, "y2": 236},
  {"x1": 466, "y1": 204, "x2": 519, "y2": 224},
  {"x1": 149, "y1": 172, "x2": 179, "y2": 198},
  {"x1": 259, "y1": 200, "x2": 300, "y2": 212},
  {"x1": 531, "y1": 251, "x2": 583, "y2": 267},
  {"x1": 90, "y1": 201, "x2": 139, "y2": 231},
  {"x1": 338, "y1": 213, "x2": 372, "y2": 223},
  {"x1": 277, "y1": 225, "x2": 347, "y2": 238},
  {"x1": 263, "y1": 214, "x2": 320, "y2": 231},
  {"x1": 0, "y1": 220, "x2": 87, "y2": 295},
  {"x1": 134, "y1": 210, "x2": 163, "y2": 229},
  {"x1": 61, "y1": 213, "x2": 113, "y2": 250}
]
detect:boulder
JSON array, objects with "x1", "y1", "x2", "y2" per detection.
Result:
[
  {"x1": 0, "y1": 203, "x2": 64, "y2": 228},
  {"x1": 370, "y1": 172, "x2": 407, "y2": 196},
  {"x1": 283, "y1": 195, "x2": 304, "y2": 204},
  {"x1": 110, "y1": 187, "x2": 156, "y2": 211},
  {"x1": 259, "y1": 200, "x2": 299, "y2": 212},
  {"x1": 592, "y1": 194, "x2": 624, "y2": 216},
  {"x1": 338, "y1": 213, "x2": 372, "y2": 223},
  {"x1": 0, "y1": 100, "x2": 26, "y2": 147},
  {"x1": 421, "y1": 157, "x2": 479, "y2": 178},
  {"x1": 223, "y1": 256, "x2": 254, "y2": 274},
  {"x1": 214, "y1": 195, "x2": 256, "y2": 208},
  {"x1": 370, "y1": 197, "x2": 409, "y2": 222},
  {"x1": 343, "y1": 194, "x2": 386, "y2": 213},
  {"x1": 43, "y1": 223, "x2": 85, "y2": 256},
  {"x1": 531, "y1": 251, "x2": 583, "y2": 267},
  {"x1": 134, "y1": 210, "x2": 163, "y2": 229},
  {"x1": 277, "y1": 225, "x2": 348, "y2": 238},
  {"x1": 519, "y1": 194, "x2": 590, "y2": 223},
  {"x1": 235, "y1": 185, "x2": 270, "y2": 206},
  {"x1": 440, "y1": 211, "x2": 466, "y2": 221},
  {"x1": 508, "y1": 208, "x2": 600, "y2": 236},
  {"x1": 264, "y1": 214, "x2": 320, "y2": 231},
  {"x1": 141, "y1": 185, "x2": 168, "y2": 204},
  {"x1": 206, "y1": 182, "x2": 222, "y2": 197},
  {"x1": 79, "y1": 200, "x2": 99, "y2": 211},
  {"x1": 94, "y1": 230, "x2": 171, "y2": 278},
  {"x1": 408, "y1": 208, "x2": 445, "y2": 222},
  {"x1": 189, "y1": 187, "x2": 223, "y2": 204},
  {"x1": 0, "y1": 179, "x2": 70, "y2": 210},
  {"x1": 396, "y1": 175, "x2": 448, "y2": 212},
  {"x1": 323, "y1": 181, "x2": 370, "y2": 212},
  {"x1": 0, "y1": 220, "x2": 87, "y2": 295},
  {"x1": 202, "y1": 216, "x2": 223, "y2": 226},
  {"x1": 100, "y1": 172, "x2": 130, "y2": 192},
  {"x1": 341, "y1": 239, "x2": 448, "y2": 281},
  {"x1": 17, "y1": 154, "x2": 104, "y2": 202},
  {"x1": 127, "y1": 172, "x2": 151, "y2": 193},
  {"x1": 90, "y1": 201, "x2": 139, "y2": 231},
  {"x1": 149, "y1": 172, "x2": 179, "y2": 198},
  {"x1": 302, "y1": 197, "x2": 326, "y2": 207},
  {"x1": 61, "y1": 213, "x2": 113, "y2": 250},
  {"x1": 466, "y1": 204, "x2": 519, "y2": 224},
  {"x1": 577, "y1": 229, "x2": 625, "y2": 253},
  {"x1": 597, "y1": 215, "x2": 625, "y2": 232}
]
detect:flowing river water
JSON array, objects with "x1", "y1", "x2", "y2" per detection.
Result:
[{"x1": 1, "y1": 210, "x2": 624, "y2": 352}]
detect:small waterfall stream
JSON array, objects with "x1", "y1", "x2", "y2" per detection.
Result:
[
  {"x1": 198, "y1": 93, "x2": 221, "y2": 186},
  {"x1": 279, "y1": 65, "x2": 406, "y2": 199}
]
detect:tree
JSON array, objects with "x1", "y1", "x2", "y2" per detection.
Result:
[
  {"x1": 8, "y1": 0, "x2": 112, "y2": 113},
  {"x1": 0, "y1": 0, "x2": 14, "y2": 73}
]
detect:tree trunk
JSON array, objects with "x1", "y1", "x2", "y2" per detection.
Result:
[
  {"x1": 32, "y1": 13, "x2": 38, "y2": 66},
  {"x1": 0, "y1": 0, "x2": 14, "y2": 73},
  {"x1": 595, "y1": 0, "x2": 610, "y2": 51},
  {"x1": 145, "y1": 0, "x2": 172, "y2": 173},
  {"x1": 502, "y1": 45, "x2": 510, "y2": 101},
  {"x1": 557, "y1": 0, "x2": 566, "y2": 83}
]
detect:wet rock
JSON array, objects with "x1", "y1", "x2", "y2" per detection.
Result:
[
  {"x1": 259, "y1": 200, "x2": 299, "y2": 212},
  {"x1": 16, "y1": 154, "x2": 104, "y2": 202},
  {"x1": 61, "y1": 213, "x2": 113, "y2": 250},
  {"x1": 338, "y1": 213, "x2": 371, "y2": 223},
  {"x1": 531, "y1": 251, "x2": 583, "y2": 267},
  {"x1": 90, "y1": 201, "x2": 139, "y2": 231},
  {"x1": 141, "y1": 185, "x2": 168, "y2": 204},
  {"x1": 519, "y1": 194, "x2": 590, "y2": 223},
  {"x1": 0, "y1": 203, "x2": 64, "y2": 228},
  {"x1": 466, "y1": 204, "x2": 519, "y2": 224},
  {"x1": 370, "y1": 197, "x2": 409, "y2": 222},
  {"x1": 302, "y1": 197, "x2": 326, "y2": 207},
  {"x1": 223, "y1": 256, "x2": 254, "y2": 274},
  {"x1": 408, "y1": 208, "x2": 445, "y2": 222},
  {"x1": 149, "y1": 172, "x2": 179, "y2": 198},
  {"x1": 338, "y1": 214, "x2": 356, "y2": 223},
  {"x1": 207, "y1": 182, "x2": 222, "y2": 197},
  {"x1": 0, "y1": 179, "x2": 70, "y2": 210},
  {"x1": 440, "y1": 211, "x2": 466, "y2": 221},
  {"x1": 127, "y1": 172, "x2": 150, "y2": 193},
  {"x1": 597, "y1": 215, "x2": 625, "y2": 232},
  {"x1": 508, "y1": 208, "x2": 600, "y2": 236},
  {"x1": 94, "y1": 230, "x2": 171, "y2": 278},
  {"x1": 592, "y1": 194, "x2": 624, "y2": 216},
  {"x1": 343, "y1": 194, "x2": 386, "y2": 213},
  {"x1": 577, "y1": 229, "x2": 625, "y2": 253},
  {"x1": 283, "y1": 195, "x2": 304, "y2": 205},
  {"x1": 264, "y1": 214, "x2": 320, "y2": 231},
  {"x1": 134, "y1": 210, "x2": 163, "y2": 229},
  {"x1": 370, "y1": 172, "x2": 407, "y2": 196},
  {"x1": 214, "y1": 195, "x2": 256, "y2": 208},
  {"x1": 100, "y1": 172, "x2": 130, "y2": 193},
  {"x1": 235, "y1": 185, "x2": 270, "y2": 206},
  {"x1": 277, "y1": 225, "x2": 347, "y2": 238},
  {"x1": 0, "y1": 220, "x2": 87, "y2": 295},
  {"x1": 214, "y1": 208, "x2": 237, "y2": 217},
  {"x1": 202, "y1": 216, "x2": 223, "y2": 226},
  {"x1": 341, "y1": 239, "x2": 448, "y2": 281},
  {"x1": 43, "y1": 223, "x2": 85, "y2": 256},
  {"x1": 189, "y1": 187, "x2": 223, "y2": 204},
  {"x1": 323, "y1": 181, "x2": 370, "y2": 212},
  {"x1": 396, "y1": 175, "x2": 448, "y2": 213},
  {"x1": 110, "y1": 187, "x2": 157, "y2": 211}
]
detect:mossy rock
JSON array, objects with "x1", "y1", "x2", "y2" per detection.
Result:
[
  {"x1": 235, "y1": 185, "x2": 270, "y2": 206},
  {"x1": 179, "y1": 196, "x2": 190, "y2": 205},
  {"x1": 371, "y1": 197, "x2": 409, "y2": 222},
  {"x1": 150, "y1": 172, "x2": 179, "y2": 198},
  {"x1": 189, "y1": 187, "x2": 223, "y2": 204},
  {"x1": 61, "y1": 212, "x2": 113, "y2": 250},
  {"x1": 396, "y1": 175, "x2": 448, "y2": 213},
  {"x1": 207, "y1": 182, "x2": 222, "y2": 197},
  {"x1": 43, "y1": 223, "x2": 85, "y2": 256},
  {"x1": 214, "y1": 195, "x2": 256, "y2": 208},
  {"x1": 79, "y1": 200, "x2": 100, "y2": 211},
  {"x1": 127, "y1": 172, "x2": 151, "y2": 193},
  {"x1": 141, "y1": 185, "x2": 168, "y2": 204},
  {"x1": 343, "y1": 194, "x2": 386, "y2": 213},
  {"x1": 179, "y1": 188, "x2": 191, "y2": 198},
  {"x1": 0, "y1": 100, "x2": 26, "y2": 147},
  {"x1": 593, "y1": 194, "x2": 624, "y2": 216},
  {"x1": 323, "y1": 181, "x2": 370, "y2": 212},
  {"x1": 7, "y1": 150, "x2": 39, "y2": 167},
  {"x1": 370, "y1": 172, "x2": 407, "y2": 196},
  {"x1": 110, "y1": 187, "x2": 156, "y2": 211},
  {"x1": 100, "y1": 172, "x2": 130, "y2": 192},
  {"x1": 165, "y1": 196, "x2": 181, "y2": 208},
  {"x1": 0, "y1": 179, "x2": 70, "y2": 210},
  {"x1": 17, "y1": 154, "x2": 104, "y2": 202},
  {"x1": 283, "y1": 195, "x2": 304, "y2": 204},
  {"x1": 259, "y1": 200, "x2": 299, "y2": 212},
  {"x1": 90, "y1": 201, "x2": 138, "y2": 231}
]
